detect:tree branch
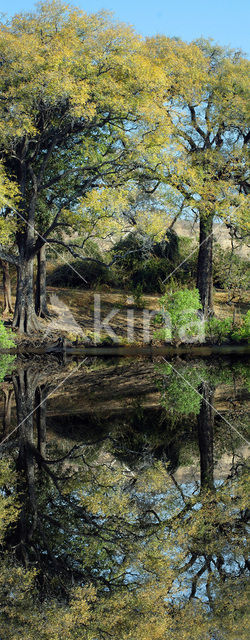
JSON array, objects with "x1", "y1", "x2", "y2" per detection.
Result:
[
  {"x1": 188, "y1": 105, "x2": 207, "y2": 142},
  {"x1": 0, "y1": 245, "x2": 19, "y2": 266}
]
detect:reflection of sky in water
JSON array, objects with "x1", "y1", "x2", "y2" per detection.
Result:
[{"x1": 0, "y1": 355, "x2": 249, "y2": 639}]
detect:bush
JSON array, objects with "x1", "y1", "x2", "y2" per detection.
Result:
[
  {"x1": 213, "y1": 245, "x2": 250, "y2": 294},
  {"x1": 112, "y1": 232, "x2": 146, "y2": 271},
  {"x1": 154, "y1": 287, "x2": 203, "y2": 343},
  {"x1": 130, "y1": 257, "x2": 171, "y2": 293},
  {"x1": 131, "y1": 283, "x2": 146, "y2": 308},
  {"x1": 112, "y1": 231, "x2": 180, "y2": 293},
  {"x1": 174, "y1": 237, "x2": 198, "y2": 285},
  {"x1": 205, "y1": 311, "x2": 250, "y2": 344},
  {"x1": 48, "y1": 258, "x2": 117, "y2": 289},
  {"x1": 231, "y1": 310, "x2": 250, "y2": 343},
  {"x1": 0, "y1": 321, "x2": 15, "y2": 349},
  {"x1": 0, "y1": 354, "x2": 16, "y2": 380},
  {"x1": 205, "y1": 317, "x2": 233, "y2": 344},
  {"x1": 48, "y1": 241, "x2": 119, "y2": 289}
]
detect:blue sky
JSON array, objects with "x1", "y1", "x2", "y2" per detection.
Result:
[{"x1": 3, "y1": 0, "x2": 250, "y2": 56}]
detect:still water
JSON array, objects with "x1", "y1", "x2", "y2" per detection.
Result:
[{"x1": 0, "y1": 353, "x2": 249, "y2": 639}]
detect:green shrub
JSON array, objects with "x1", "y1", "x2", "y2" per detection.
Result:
[
  {"x1": 0, "y1": 354, "x2": 16, "y2": 380},
  {"x1": 0, "y1": 321, "x2": 15, "y2": 349},
  {"x1": 156, "y1": 362, "x2": 202, "y2": 415},
  {"x1": 205, "y1": 312, "x2": 250, "y2": 344},
  {"x1": 154, "y1": 287, "x2": 203, "y2": 343},
  {"x1": 112, "y1": 230, "x2": 179, "y2": 293},
  {"x1": 131, "y1": 258, "x2": 169, "y2": 293},
  {"x1": 231, "y1": 310, "x2": 250, "y2": 343},
  {"x1": 205, "y1": 317, "x2": 233, "y2": 344},
  {"x1": 131, "y1": 283, "x2": 146, "y2": 308}
]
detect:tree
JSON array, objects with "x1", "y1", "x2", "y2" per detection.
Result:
[
  {"x1": 0, "y1": 259, "x2": 13, "y2": 315},
  {"x1": 146, "y1": 37, "x2": 250, "y2": 317},
  {"x1": 0, "y1": 164, "x2": 19, "y2": 315},
  {"x1": 35, "y1": 244, "x2": 49, "y2": 317},
  {"x1": 0, "y1": 1, "x2": 166, "y2": 332}
]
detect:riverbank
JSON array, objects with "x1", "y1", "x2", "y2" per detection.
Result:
[{"x1": 1, "y1": 286, "x2": 249, "y2": 351}]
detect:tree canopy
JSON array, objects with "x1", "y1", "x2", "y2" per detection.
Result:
[
  {"x1": 0, "y1": 2, "x2": 249, "y2": 332},
  {"x1": 145, "y1": 37, "x2": 250, "y2": 314},
  {"x1": 0, "y1": 1, "x2": 167, "y2": 331}
]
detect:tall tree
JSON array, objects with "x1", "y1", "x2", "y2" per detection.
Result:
[
  {"x1": 146, "y1": 37, "x2": 250, "y2": 317},
  {"x1": 0, "y1": 164, "x2": 19, "y2": 315},
  {"x1": 0, "y1": 1, "x2": 166, "y2": 332},
  {"x1": 0, "y1": 260, "x2": 13, "y2": 315}
]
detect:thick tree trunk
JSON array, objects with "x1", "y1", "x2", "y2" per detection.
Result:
[
  {"x1": 12, "y1": 368, "x2": 41, "y2": 554},
  {"x1": 197, "y1": 214, "x2": 214, "y2": 319},
  {"x1": 0, "y1": 259, "x2": 14, "y2": 315},
  {"x1": 12, "y1": 258, "x2": 40, "y2": 333},
  {"x1": 197, "y1": 382, "x2": 214, "y2": 490},
  {"x1": 35, "y1": 245, "x2": 50, "y2": 318}
]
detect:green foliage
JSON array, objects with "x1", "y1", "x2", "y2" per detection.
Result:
[
  {"x1": 1, "y1": 432, "x2": 248, "y2": 640},
  {"x1": 231, "y1": 310, "x2": 250, "y2": 343},
  {"x1": 49, "y1": 231, "x2": 180, "y2": 294},
  {"x1": 154, "y1": 287, "x2": 202, "y2": 342},
  {"x1": 131, "y1": 257, "x2": 170, "y2": 293},
  {"x1": 156, "y1": 362, "x2": 204, "y2": 415},
  {"x1": 149, "y1": 37, "x2": 250, "y2": 233},
  {"x1": 0, "y1": 320, "x2": 15, "y2": 349},
  {"x1": 160, "y1": 287, "x2": 202, "y2": 325},
  {"x1": 0, "y1": 162, "x2": 19, "y2": 212},
  {"x1": 0, "y1": 457, "x2": 19, "y2": 543},
  {"x1": 206, "y1": 312, "x2": 250, "y2": 344},
  {"x1": 113, "y1": 232, "x2": 145, "y2": 269},
  {"x1": 131, "y1": 283, "x2": 146, "y2": 308},
  {"x1": 0, "y1": 354, "x2": 16, "y2": 381},
  {"x1": 205, "y1": 317, "x2": 233, "y2": 344},
  {"x1": 112, "y1": 231, "x2": 179, "y2": 293}
]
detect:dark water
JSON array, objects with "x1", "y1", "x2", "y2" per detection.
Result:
[{"x1": 0, "y1": 354, "x2": 249, "y2": 639}]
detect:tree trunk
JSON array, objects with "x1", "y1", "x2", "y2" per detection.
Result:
[
  {"x1": 36, "y1": 385, "x2": 47, "y2": 460},
  {"x1": 2, "y1": 386, "x2": 14, "y2": 437},
  {"x1": 12, "y1": 258, "x2": 40, "y2": 333},
  {"x1": 12, "y1": 368, "x2": 42, "y2": 555},
  {"x1": 197, "y1": 382, "x2": 214, "y2": 490},
  {"x1": 35, "y1": 245, "x2": 50, "y2": 318},
  {"x1": 0, "y1": 259, "x2": 14, "y2": 315},
  {"x1": 197, "y1": 214, "x2": 214, "y2": 319}
]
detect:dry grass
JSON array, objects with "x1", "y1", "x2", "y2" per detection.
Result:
[
  {"x1": 47, "y1": 286, "x2": 249, "y2": 341},
  {"x1": 0, "y1": 284, "x2": 249, "y2": 343}
]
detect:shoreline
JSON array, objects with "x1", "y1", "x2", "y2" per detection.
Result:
[{"x1": 1, "y1": 343, "x2": 249, "y2": 358}]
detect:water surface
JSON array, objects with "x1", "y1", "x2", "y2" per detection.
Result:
[{"x1": 0, "y1": 354, "x2": 249, "y2": 639}]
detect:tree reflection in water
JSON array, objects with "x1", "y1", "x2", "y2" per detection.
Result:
[{"x1": 0, "y1": 357, "x2": 249, "y2": 639}]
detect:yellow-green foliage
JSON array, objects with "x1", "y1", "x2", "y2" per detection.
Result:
[
  {"x1": 0, "y1": 162, "x2": 19, "y2": 213},
  {"x1": 146, "y1": 37, "x2": 250, "y2": 233},
  {"x1": 0, "y1": 4, "x2": 167, "y2": 145}
]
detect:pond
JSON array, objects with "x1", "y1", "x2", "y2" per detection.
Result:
[{"x1": 0, "y1": 353, "x2": 249, "y2": 639}]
